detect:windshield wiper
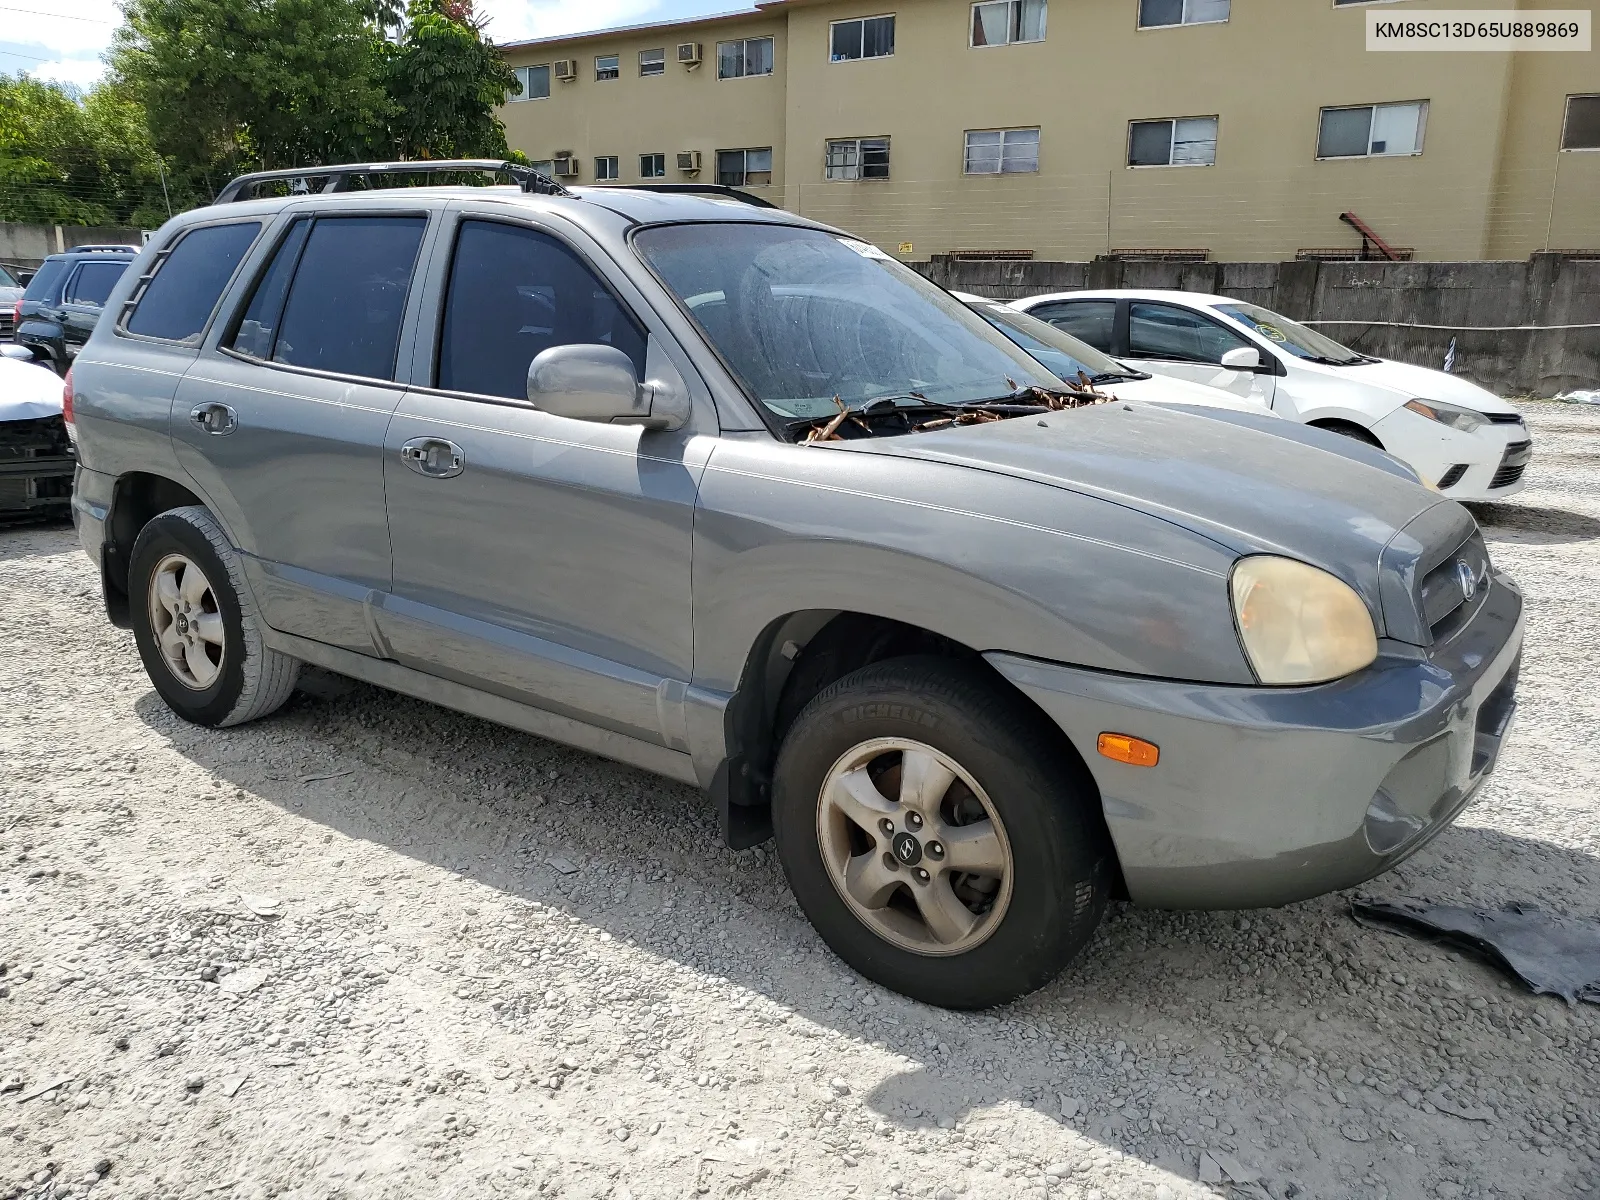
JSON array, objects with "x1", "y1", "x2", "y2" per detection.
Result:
[
  {"x1": 1303, "y1": 354, "x2": 1368, "y2": 367},
  {"x1": 1088, "y1": 370, "x2": 1150, "y2": 384}
]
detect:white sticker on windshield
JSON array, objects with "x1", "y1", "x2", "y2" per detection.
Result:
[{"x1": 838, "y1": 237, "x2": 892, "y2": 260}]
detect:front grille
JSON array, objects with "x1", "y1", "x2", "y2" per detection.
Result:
[
  {"x1": 0, "y1": 311, "x2": 12, "y2": 338},
  {"x1": 1436, "y1": 464, "x2": 1468, "y2": 489},
  {"x1": 1489, "y1": 439, "x2": 1532, "y2": 490},
  {"x1": 1420, "y1": 531, "x2": 1490, "y2": 640},
  {"x1": 1485, "y1": 413, "x2": 1524, "y2": 425}
]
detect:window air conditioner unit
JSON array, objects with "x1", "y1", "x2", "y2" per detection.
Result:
[
  {"x1": 551, "y1": 154, "x2": 578, "y2": 177},
  {"x1": 677, "y1": 42, "x2": 702, "y2": 67},
  {"x1": 676, "y1": 150, "x2": 702, "y2": 174},
  {"x1": 553, "y1": 59, "x2": 577, "y2": 81}
]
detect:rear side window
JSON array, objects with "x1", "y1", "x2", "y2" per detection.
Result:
[
  {"x1": 437, "y1": 219, "x2": 647, "y2": 401},
  {"x1": 1034, "y1": 300, "x2": 1116, "y2": 352},
  {"x1": 236, "y1": 216, "x2": 426, "y2": 380},
  {"x1": 22, "y1": 259, "x2": 69, "y2": 302},
  {"x1": 125, "y1": 222, "x2": 261, "y2": 343},
  {"x1": 63, "y1": 260, "x2": 129, "y2": 307}
]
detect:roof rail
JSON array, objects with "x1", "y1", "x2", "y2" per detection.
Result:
[
  {"x1": 213, "y1": 160, "x2": 572, "y2": 205},
  {"x1": 618, "y1": 183, "x2": 778, "y2": 209},
  {"x1": 61, "y1": 244, "x2": 139, "y2": 254}
]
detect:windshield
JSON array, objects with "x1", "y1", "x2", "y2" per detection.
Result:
[
  {"x1": 634, "y1": 223, "x2": 1060, "y2": 422},
  {"x1": 22, "y1": 259, "x2": 68, "y2": 302},
  {"x1": 967, "y1": 302, "x2": 1134, "y2": 381},
  {"x1": 1212, "y1": 301, "x2": 1365, "y2": 364},
  {"x1": 0, "y1": 266, "x2": 16, "y2": 288}
]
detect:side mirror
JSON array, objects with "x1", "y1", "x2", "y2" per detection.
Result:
[
  {"x1": 525, "y1": 343, "x2": 687, "y2": 432},
  {"x1": 1220, "y1": 347, "x2": 1266, "y2": 372}
]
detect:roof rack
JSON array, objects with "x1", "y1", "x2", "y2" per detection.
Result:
[
  {"x1": 60, "y1": 244, "x2": 139, "y2": 254},
  {"x1": 617, "y1": 183, "x2": 778, "y2": 209},
  {"x1": 213, "y1": 160, "x2": 572, "y2": 205}
]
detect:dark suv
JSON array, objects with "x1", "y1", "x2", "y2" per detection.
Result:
[{"x1": 15, "y1": 245, "x2": 137, "y2": 374}]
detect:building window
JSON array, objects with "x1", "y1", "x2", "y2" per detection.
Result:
[
  {"x1": 718, "y1": 36, "x2": 775, "y2": 79},
  {"x1": 717, "y1": 147, "x2": 773, "y2": 186},
  {"x1": 1128, "y1": 116, "x2": 1218, "y2": 166},
  {"x1": 529, "y1": 160, "x2": 555, "y2": 176},
  {"x1": 595, "y1": 55, "x2": 620, "y2": 81},
  {"x1": 509, "y1": 64, "x2": 550, "y2": 102},
  {"x1": 971, "y1": 0, "x2": 1047, "y2": 45},
  {"x1": 1138, "y1": 0, "x2": 1229, "y2": 27},
  {"x1": 1317, "y1": 101, "x2": 1428, "y2": 158},
  {"x1": 964, "y1": 128, "x2": 1040, "y2": 174},
  {"x1": 595, "y1": 156, "x2": 620, "y2": 181},
  {"x1": 1562, "y1": 94, "x2": 1600, "y2": 150},
  {"x1": 831, "y1": 15, "x2": 896, "y2": 60},
  {"x1": 640, "y1": 153, "x2": 667, "y2": 178},
  {"x1": 639, "y1": 48, "x2": 665, "y2": 76},
  {"x1": 825, "y1": 138, "x2": 891, "y2": 180}
]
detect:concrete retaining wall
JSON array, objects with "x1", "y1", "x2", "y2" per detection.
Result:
[
  {"x1": 916, "y1": 254, "x2": 1600, "y2": 398},
  {"x1": 0, "y1": 222, "x2": 144, "y2": 275}
]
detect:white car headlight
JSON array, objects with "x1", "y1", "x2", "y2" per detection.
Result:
[
  {"x1": 1403, "y1": 398, "x2": 1486, "y2": 433},
  {"x1": 1230, "y1": 556, "x2": 1378, "y2": 685}
]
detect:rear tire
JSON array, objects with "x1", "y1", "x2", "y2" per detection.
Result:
[
  {"x1": 129, "y1": 506, "x2": 299, "y2": 727},
  {"x1": 772, "y1": 656, "x2": 1112, "y2": 1009}
]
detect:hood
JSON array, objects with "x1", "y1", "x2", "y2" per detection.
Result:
[
  {"x1": 0, "y1": 357, "x2": 65, "y2": 421},
  {"x1": 1108, "y1": 373, "x2": 1277, "y2": 414},
  {"x1": 832, "y1": 402, "x2": 1455, "y2": 636},
  {"x1": 1323, "y1": 357, "x2": 1518, "y2": 415}
]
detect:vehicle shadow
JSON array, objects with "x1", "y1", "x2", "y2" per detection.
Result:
[
  {"x1": 1472, "y1": 502, "x2": 1600, "y2": 545},
  {"x1": 134, "y1": 676, "x2": 1598, "y2": 1197},
  {"x1": 0, "y1": 514, "x2": 73, "y2": 546}
]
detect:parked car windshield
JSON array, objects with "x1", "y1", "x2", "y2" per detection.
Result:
[
  {"x1": 0, "y1": 266, "x2": 17, "y2": 288},
  {"x1": 634, "y1": 223, "x2": 1061, "y2": 422},
  {"x1": 1212, "y1": 301, "x2": 1366, "y2": 365},
  {"x1": 966, "y1": 301, "x2": 1135, "y2": 382}
]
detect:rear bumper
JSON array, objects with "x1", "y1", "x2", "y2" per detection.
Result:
[{"x1": 986, "y1": 569, "x2": 1524, "y2": 909}]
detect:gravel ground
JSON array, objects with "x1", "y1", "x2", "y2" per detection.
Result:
[{"x1": 2, "y1": 400, "x2": 1597, "y2": 1200}]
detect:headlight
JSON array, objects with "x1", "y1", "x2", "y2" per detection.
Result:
[
  {"x1": 1230, "y1": 556, "x2": 1378, "y2": 685},
  {"x1": 1403, "y1": 398, "x2": 1486, "y2": 433}
]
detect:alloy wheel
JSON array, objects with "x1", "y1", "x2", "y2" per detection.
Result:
[{"x1": 147, "y1": 552, "x2": 225, "y2": 690}]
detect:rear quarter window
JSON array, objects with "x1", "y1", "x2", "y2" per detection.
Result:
[{"x1": 124, "y1": 222, "x2": 263, "y2": 343}]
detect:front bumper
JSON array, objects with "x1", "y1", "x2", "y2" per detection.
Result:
[
  {"x1": 987, "y1": 568, "x2": 1524, "y2": 909},
  {"x1": 1369, "y1": 408, "x2": 1530, "y2": 501}
]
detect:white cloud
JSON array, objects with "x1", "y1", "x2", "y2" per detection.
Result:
[
  {"x1": 29, "y1": 56, "x2": 109, "y2": 90},
  {"x1": 5, "y1": 0, "x2": 120, "y2": 58},
  {"x1": 474, "y1": 0, "x2": 669, "y2": 44}
]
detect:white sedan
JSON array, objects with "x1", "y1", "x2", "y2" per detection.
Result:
[{"x1": 1010, "y1": 289, "x2": 1530, "y2": 501}]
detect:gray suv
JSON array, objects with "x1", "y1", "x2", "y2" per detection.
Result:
[{"x1": 69, "y1": 162, "x2": 1522, "y2": 1009}]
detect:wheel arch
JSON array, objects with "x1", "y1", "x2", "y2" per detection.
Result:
[
  {"x1": 101, "y1": 471, "x2": 207, "y2": 627},
  {"x1": 1307, "y1": 417, "x2": 1385, "y2": 449}
]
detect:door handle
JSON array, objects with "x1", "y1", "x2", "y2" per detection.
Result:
[
  {"x1": 400, "y1": 437, "x2": 465, "y2": 478},
  {"x1": 189, "y1": 402, "x2": 237, "y2": 436}
]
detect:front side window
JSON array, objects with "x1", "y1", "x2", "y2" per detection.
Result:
[
  {"x1": 640, "y1": 153, "x2": 667, "y2": 178},
  {"x1": 825, "y1": 137, "x2": 891, "y2": 180},
  {"x1": 595, "y1": 156, "x2": 620, "y2": 181},
  {"x1": 1138, "y1": 0, "x2": 1230, "y2": 27},
  {"x1": 634, "y1": 222, "x2": 1058, "y2": 425},
  {"x1": 510, "y1": 64, "x2": 550, "y2": 102},
  {"x1": 1128, "y1": 116, "x2": 1218, "y2": 166},
  {"x1": 831, "y1": 15, "x2": 896, "y2": 60},
  {"x1": 1562, "y1": 94, "x2": 1600, "y2": 150},
  {"x1": 640, "y1": 48, "x2": 665, "y2": 76},
  {"x1": 124, "y1": 222, "x2": 261, "y2": 342},
  {"x1": 718, "y1": 36, "x2": 775, "y2": 79},
  {"x1": 64, "y1": 260, "x2": 129, "y2": 307},
  {"x1": 1317, "y1": 101, "x2": 1428, "y2": 158},
  {"x1": 1213, "y1": 301, "x2": 1363, "y2": 364},
  {"x1": 595, "y1": 54, "x2": 620, "y2": 81},
  {"x1": 236, "y1": 215, "x2": 425, "y2": 380},
  {"x1": 438, "y1": 220, "x2": 646, "y2": 402},
  {"x1": 964, "y1": 127, "x2": 1040, "y2": 174},
  {"x1": 1032, "y1": 300, "x2": 1117, "y2": 352},
  {"x1": 717, "y1": 147, "x2": 773, "y2": 186},
  {"x1": 971, "y1": 0, "x2": 1047, "y2": 45},
  {"x1": 1128, "y1": 301, "x2": 1251, "y2": 364}
]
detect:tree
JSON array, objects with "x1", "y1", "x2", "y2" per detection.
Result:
[{"x1": 383, "y1": 0, "x2": 518, "y2": 161}]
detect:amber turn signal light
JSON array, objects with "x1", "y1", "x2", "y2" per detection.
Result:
[{"x1": 1097, "y1": 732, "x2": 1160, "y2": 768}]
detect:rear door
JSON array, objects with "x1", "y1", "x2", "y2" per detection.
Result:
[
  {"x1": 59, "y1": 258, "x2": 130, "y2": 361},
  {"x1": 171, "y1": 206, "x2": 436, "y2": 653},
  {"x1": 1124, "y1": 300, "x2": 1276, "y2": 408}
]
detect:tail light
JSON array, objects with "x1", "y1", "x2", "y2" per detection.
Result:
[{"x1": 62, "y1": 366, "x2": 76, "y2": 440}]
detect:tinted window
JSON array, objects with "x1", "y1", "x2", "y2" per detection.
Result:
[
  {"x1": 1128, "y1": 301, "x2": 1250, "y2": 364},
  {"x1": 64, "y1": 260, "x2": 129, "y2": 307},
  {"x1": 438, "y1": 220, "x2": 647, "y2": 401},
  {"x1": 0, "y1": 266, "x2": 16, "y2": 288},
  {"x1": 968, "y1": 303, "x2": 1124, "y2": 381},
  {"x1": 126, "y1": 222, "x2": 261, "y2": 343},
  {"x1": 271, "y1": 217, "x2": 426, "y2": 379},
  {"x1": 231, "y1": 218, "x2": 313, "y2": 360},
  {"x1": 22, "y1": 259, "x2": 70, "y2": 302},
  {"x1": 1033, "y1": 300, "x2": 1116, "y2": 351}
]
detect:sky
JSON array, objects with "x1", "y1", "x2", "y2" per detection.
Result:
[{"x1": 0, "y1": 0, "x2": 749, "y2": 91}]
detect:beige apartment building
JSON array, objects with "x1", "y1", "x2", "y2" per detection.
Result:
[{"x1": 497, "y1": 0, "x2": 1599, "y2": 262}]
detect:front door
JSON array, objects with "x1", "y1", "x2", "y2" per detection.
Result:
[
  {"x1": 171, "y1": 209, "x2": 432, "y2": 653},
  {"x1": 378, "y1": 214, "x2": 708, "y2": 748},
  {"x1": 1124, "y1": 300, "x2": 1276, "y2": 408}
]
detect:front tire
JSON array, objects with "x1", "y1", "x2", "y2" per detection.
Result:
[
  {"x1": 129, "y1": 506, "x2": 299, "y2": 727},
  {"x1": 772, "y1": 656, "x2": 1113, "y2": 1009}
]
